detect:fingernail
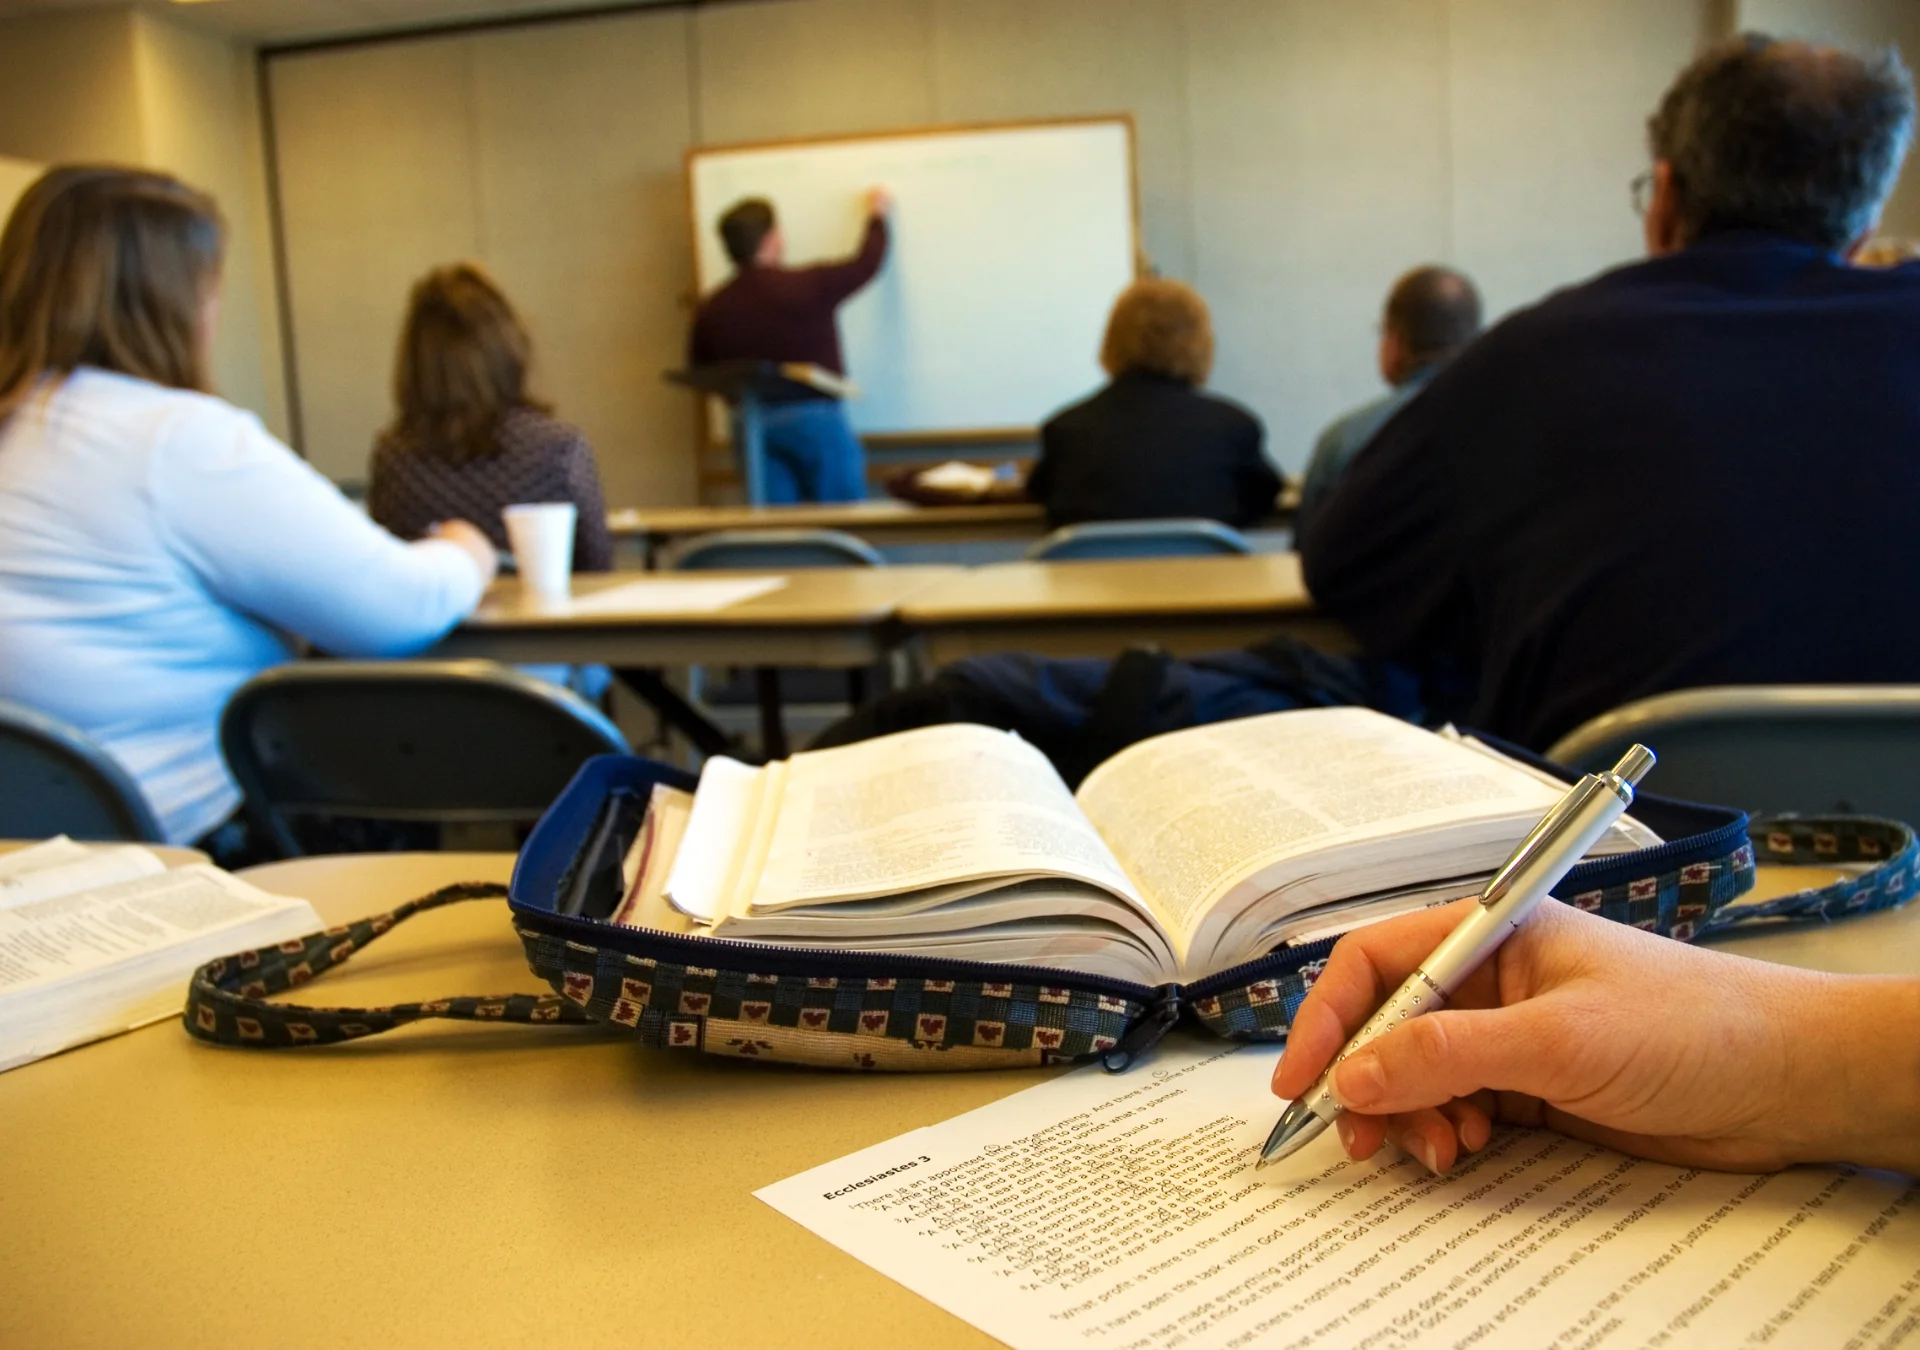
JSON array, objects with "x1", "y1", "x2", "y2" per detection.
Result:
[
  {"x1": 1331, "y1": 1051, "x2": 1386, "y2": 1110},
  {"x1": 1335, "y1": 1116, "x2": 1356, "y2": 1154},
  {"x1": 1417, "y1": 1137, "x2": 1445, "y2": 1176}
]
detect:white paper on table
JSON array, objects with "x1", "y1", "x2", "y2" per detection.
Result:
[
  {"x1": 558, "y1": 576, "x2": 787, "y2": 617},
  {"x1": 757, "y1": 1040, "x2": 1920, "y2": 1350}
]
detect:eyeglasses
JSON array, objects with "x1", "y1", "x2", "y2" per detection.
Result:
[{"x1": 1630, "y1": 171, "x2": 1655, "y2": 217}]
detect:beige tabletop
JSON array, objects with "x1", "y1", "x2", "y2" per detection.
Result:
[
  {"x1": 428, "y1": 566, "x2": 961, "y2": 668},
  {"x1": 0, "y1": 852, "x2": 1911, "y2": 1349},
  {"x1": 899, "y1": 552, "x2": 1357, "y2": 663},
  {"x1": 0, "y1": 852, "x2": 1039, "y2": 1350}
]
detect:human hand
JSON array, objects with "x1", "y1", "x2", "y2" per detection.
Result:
[
  {"x1": 1270, "y1": 898, "x2": 1920, "y2": 1177},
  {"x1": 865, "y1": 186, "x2": 893, "y2": 218},
  {"x1": 428, "y1": 518, "x2": 500, "y2": 588}
]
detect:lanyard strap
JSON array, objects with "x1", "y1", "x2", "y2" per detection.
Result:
[
  {"x1": 1703, "y1": 814, "x2": 1918, "y2": 934},
  {"x1": 184, "y1": 819, "x2": 1917, "y2": 1051},
  {"x1": 184, "y1": 881, "x2": 595, "y2": 1048}
]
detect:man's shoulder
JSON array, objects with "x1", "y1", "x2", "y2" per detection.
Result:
[
  {"x1": 1318, "y1": 386, "x2": 1408, "y2": 444},
  {"x1": 1042, "y1": 384, "x2": 1115, "y2": 436},
  {"x1": 693, "y1": 273, "x2": 746, "y2": 317},
  {"x1": 1191, "y1": 386, "x2": 1263, "y2": 435}
]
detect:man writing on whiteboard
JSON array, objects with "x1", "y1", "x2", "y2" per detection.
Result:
[{"x1": 689, "y1": 188, "x2": 891, "y2": 503}]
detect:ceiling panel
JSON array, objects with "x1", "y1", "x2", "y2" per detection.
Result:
[{"x1": 0, "y1": 0, "x2": 695, "y2": 46}]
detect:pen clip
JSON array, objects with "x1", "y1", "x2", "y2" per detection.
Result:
[{"x1": 1479, "y1": 745, "x2": 1654, "y2": 908}]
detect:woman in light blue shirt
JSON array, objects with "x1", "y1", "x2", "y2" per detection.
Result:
[{"x1": 0, "y1": 167, "x2": 497, "y2": 845}]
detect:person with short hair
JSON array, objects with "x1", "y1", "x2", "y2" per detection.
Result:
[
  {"x1": 369, "y1": 263, "x2": 613, "y2": 573},
  {"x1": 1294, "y1": 266, "x2": 1481, "y2": 544},
  {"x1": 688, "y1": 190, "x2": 890, "y2": 503},
  {"x1": 1303, "y1": 34, "x2": 1920, "y2": 751},
  {"x1": 0, "y1": 166, "x2": 495, "y2": 847},
  {"x1": 1025, "y1": 278, "x2": 1279, "y2": 529}
]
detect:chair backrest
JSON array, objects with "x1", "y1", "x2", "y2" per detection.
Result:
[
  {"x1": 670, "y1": 528, "x2": 885, "y2": 571},
  {"x1": 1545, "y1": 685, "x2": 1920, "y2": 821},
  {"x1": 220, "y1": 661, "x2": 629, "y2": 856},
  {"x1": 1024, "y1": 518, "x2": 1254, "y2": 562},
  {"x1": 0, "y1": 698, "x2": 164, "y2": 842}
]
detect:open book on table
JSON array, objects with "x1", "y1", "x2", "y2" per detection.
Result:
[
  {"x1": 617, "y1": 708, "x2": 1659, "y2": 987},
  {"x1": 0, "y1": 837, "x2": 320, "y2": 1072}
]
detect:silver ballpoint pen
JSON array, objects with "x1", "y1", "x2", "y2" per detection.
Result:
[{"x1": 1257, "y1": 743, "x2": 1657, "y2": 1170}]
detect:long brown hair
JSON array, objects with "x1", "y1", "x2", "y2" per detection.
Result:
[
  {"x1": 0, "y1": 165, "x2": 224, "y2": 427},
  {"x1": 384, "y1": 263, "x2": 547, "y2": 465}
]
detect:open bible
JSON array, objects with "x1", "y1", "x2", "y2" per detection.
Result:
[
  {"x1": 618, "y1": 708, "x2": 1658, "y2": 986},
  {"x1": 0, "y1": 838, "x2": 320, "y2": 1072}
]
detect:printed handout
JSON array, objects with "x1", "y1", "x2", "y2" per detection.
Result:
[{"x1": 758, "y1": 1039, "x2": 1920, "y2": 1350}]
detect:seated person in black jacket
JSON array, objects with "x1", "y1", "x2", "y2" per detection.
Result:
[
  {"x1": 1026, "y1": 279, "x2": 1279, "y2": 529},
  {"x1": 819, "y1": 33, "x2": 1920, "y2": 773}
]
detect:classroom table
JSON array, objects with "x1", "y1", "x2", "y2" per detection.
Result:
[
  {"x1": 898, "y1": 552, "x2": 1356, "y2": 665},
  {"x1": 428, "y1": 567, "x2": 960, "y2": 757},
  {"x1": 0, "y1": 851, "x2": 1907, "y2": 1350},
  {"x1": 609, "y1": 500, "x2": 1049, "y2": 568}
]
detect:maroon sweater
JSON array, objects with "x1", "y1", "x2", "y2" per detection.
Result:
[{"x1": 688, "y1": 217, "x2": 889, "y2": 385}]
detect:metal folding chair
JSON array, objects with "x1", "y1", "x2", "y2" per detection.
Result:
[
  {"x1": 1023, "y1": 518, "x2": 1254, "y2": 562},
  {"x1": 220, "y1": 660, "x2": 628, "y2": 857},
  {"x1": 0, "y1": 698, "x2": 164, "y2": 842},
  {"x1": 1546, "y1": 685, "x2": 1920, "y2": 820},
  {"x1": 668, "y1": 528, "x2": 888, "y2": 758}
]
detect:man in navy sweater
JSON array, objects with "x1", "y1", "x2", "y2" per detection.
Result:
[
  {"x1": 1302, "y1": 34, "x2": 1920, "y2": 750},
  {"x1": 818, "y1": 34, "x2": 1920, "y2": 771}
]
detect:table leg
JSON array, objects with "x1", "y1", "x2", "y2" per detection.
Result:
[
  {"x1": 736, "y1": 392, "x2": 768, "y2": 507},
  {"x1": 612, "y1": 668, "x2": 737, "y2": 759},
  {"x1": 755, "y1": 667, "x2": 788, "y2": 759}
]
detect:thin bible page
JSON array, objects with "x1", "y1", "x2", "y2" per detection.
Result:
[
  {"x1": 746, "y1": 725, "x2": 1148, "y2": 915},
  {"x1": 0, "y1": 866, "x2": 313, "y2": 996},
  {"x1": 1075, "y1": 707, "x2": 1563, "y2": 936},
  {"x1": 758, "y1": 1039, "x2": 1920, "y2": 1350}
]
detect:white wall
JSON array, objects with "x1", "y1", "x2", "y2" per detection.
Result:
[
  {"x1": 0, "y1": 155, "x2": 44, "y2": 222},
  {"x1": 267, "y1": 0, "x2": 1741, "y2": 496},
  {"x1": 132, "y1": 13, "x2": 289, "y2": 437},
  {"x1": 0, "y1": 10, "x2": 143, "y2": 166},
  {"x1": 0, "y1": 9, "x2": 288, "y2": 439}
]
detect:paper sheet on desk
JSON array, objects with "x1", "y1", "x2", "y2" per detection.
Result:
[
  {"x1": 757, "y1": 1041, "x2": 1920, "y2": 1350},
  {"x1": 559, "y1": 576, "x2": 786, "y2": 616}
]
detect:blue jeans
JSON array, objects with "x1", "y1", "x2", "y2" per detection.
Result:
[{"x1": 751, "y1": 400, "x2": 867, "y2": 504}]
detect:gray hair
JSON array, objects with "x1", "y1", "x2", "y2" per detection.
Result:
[{"x1": 1648, "y1": 34, "x2": 1916, "y2": 251}]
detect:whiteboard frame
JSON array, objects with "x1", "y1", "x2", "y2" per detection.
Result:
[{"x1": 683, "y1": 113, "x2": 1143, "y2": 451}]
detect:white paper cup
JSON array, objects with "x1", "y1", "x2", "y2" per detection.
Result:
[{"x1": 503, "y1": 502, "x2": 577, "y2": 599}]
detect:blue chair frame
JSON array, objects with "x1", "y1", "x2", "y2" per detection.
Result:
[
  {"x1": 220, "y1": 660, "x2": 628, "y2": 858},
  {"x1": 0, "y1": 698, "x2": 164, "y2": 842},
  {"x1": 1024, "y1": 518, "x2": 1254, "y2": 562},
  {"x1": 667, "y1": 528, "x2": 887, "y2": 757},
  {"x1": 1547, "y1": 684, "x2": 1920, "y2": 821}
]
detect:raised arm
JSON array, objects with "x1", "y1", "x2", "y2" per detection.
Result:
[
  {"x1": 151, "y1": 402, "x2": 490, "y2": 656},
  {"x1": 802, "y1": 192, "x2": 891, "y2": 306},
  {"x1": 1270, "y1": 898, "x2": 1920, "y2": 1177}
]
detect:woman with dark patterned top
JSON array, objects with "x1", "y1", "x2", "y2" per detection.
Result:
[{"x1": 369, "y1": 264, "x2": 614, "y2": 572}]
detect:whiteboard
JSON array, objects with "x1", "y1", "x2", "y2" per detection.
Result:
[{"x1": 687, "y1": 118, "x2": 1138, "y2": 439}]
